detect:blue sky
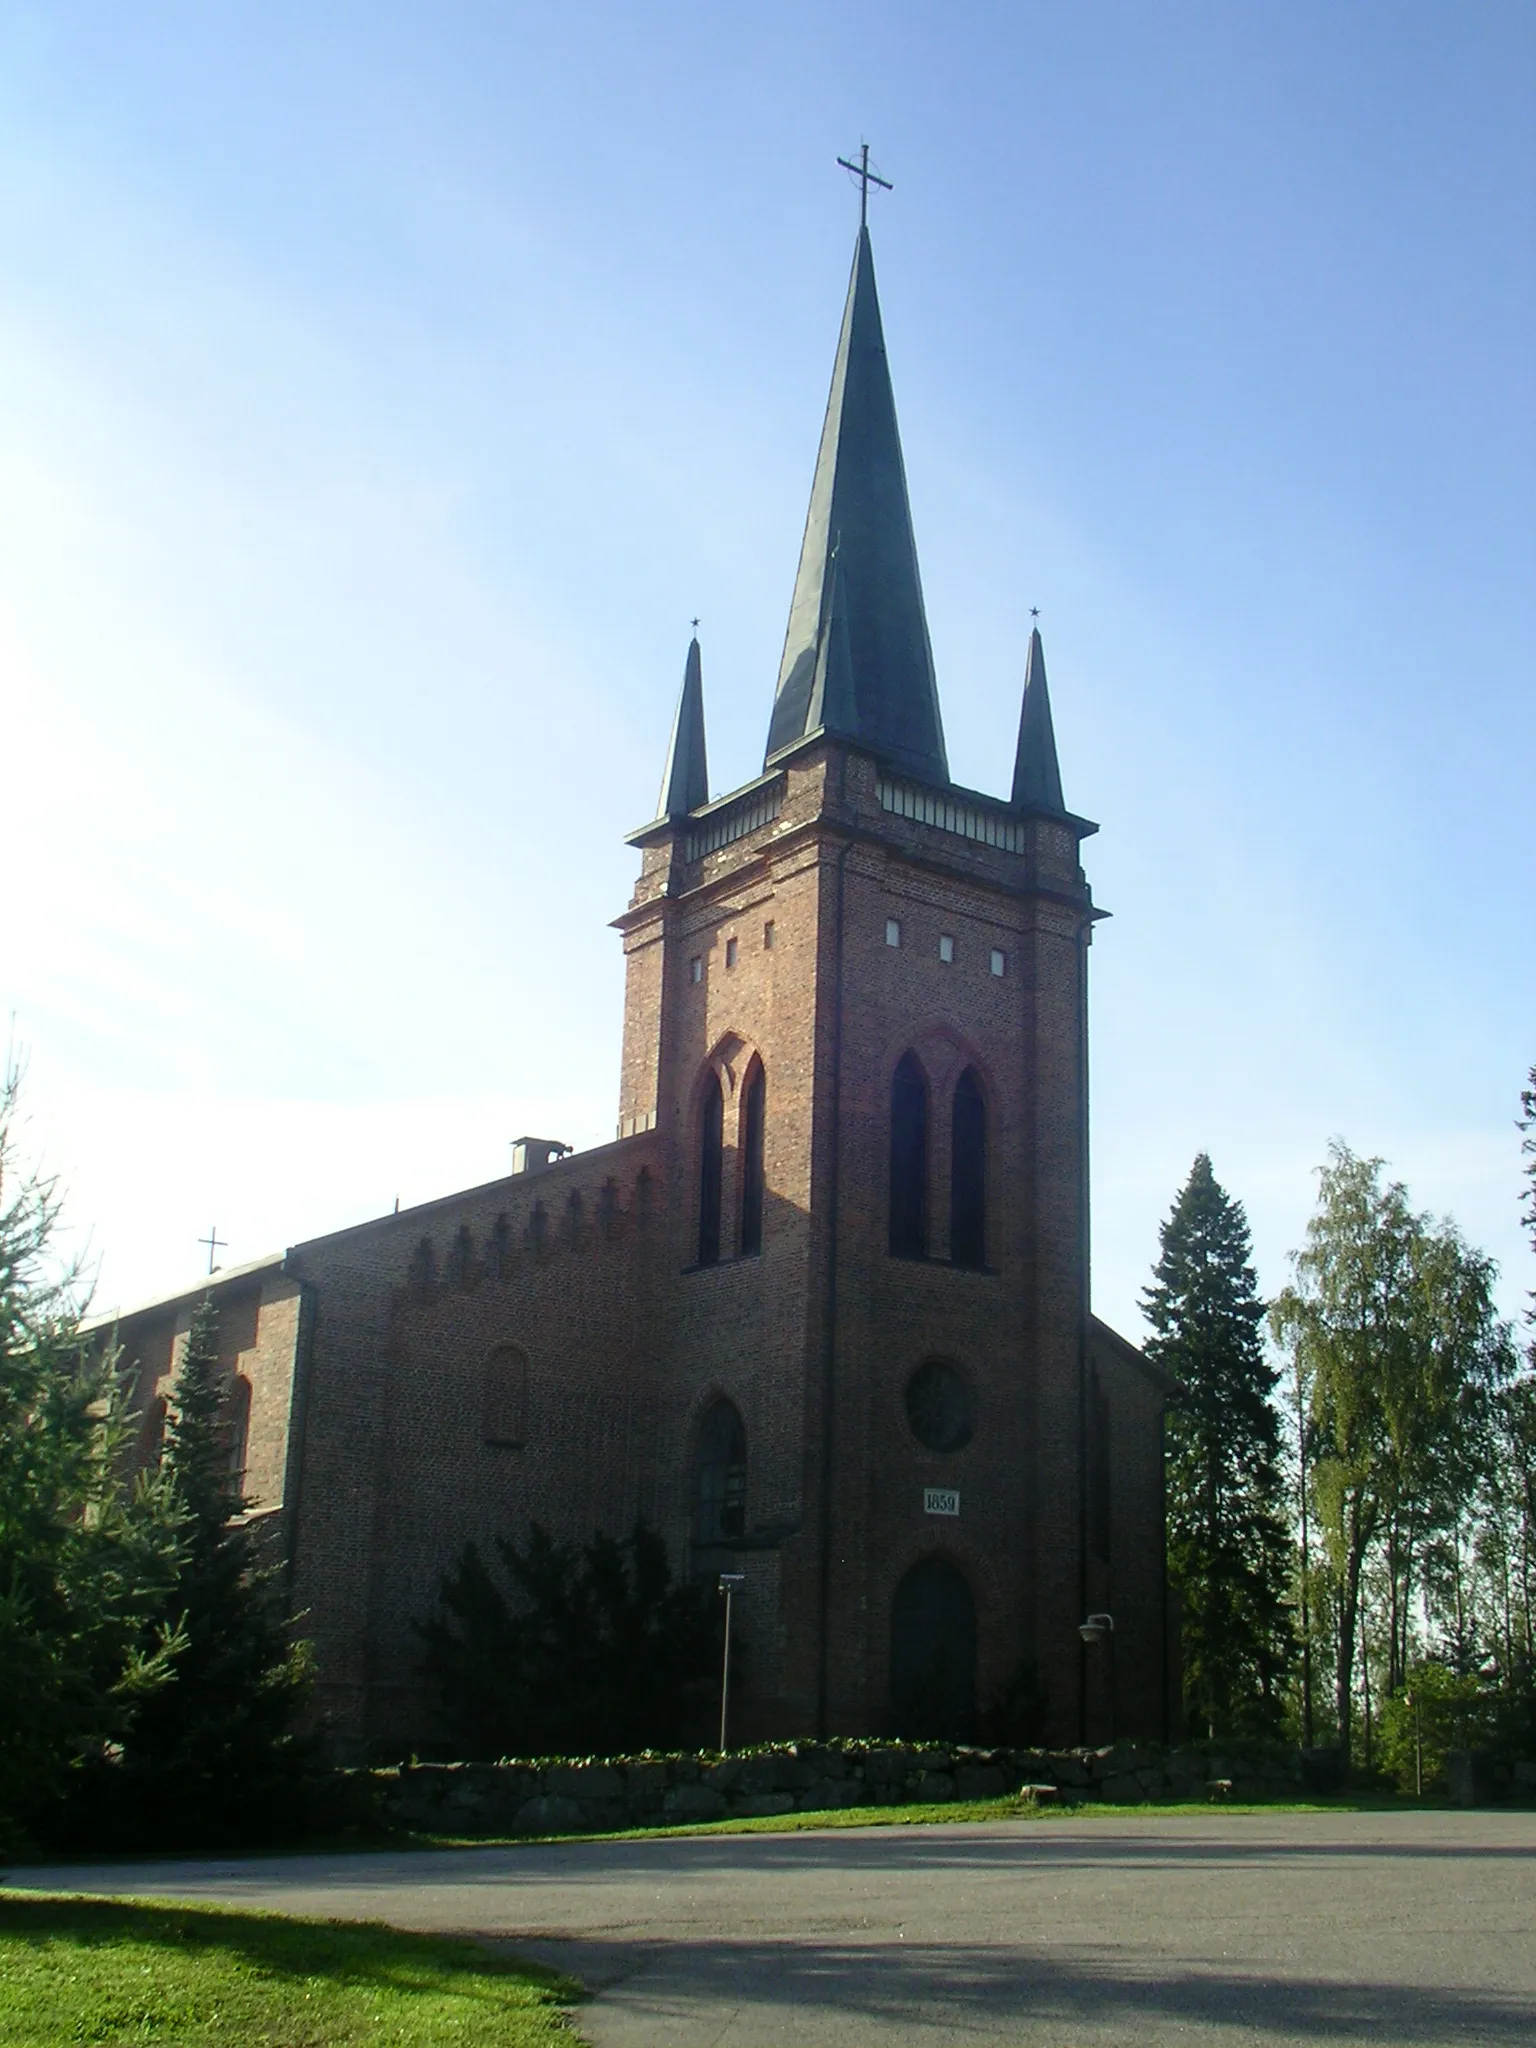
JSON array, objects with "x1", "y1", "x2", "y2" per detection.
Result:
[{"x1": 2, "y1": 2, "x2": 1531, "y2": 1336}]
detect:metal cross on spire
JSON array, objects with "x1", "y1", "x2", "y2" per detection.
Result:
[
  {"x1": 836, "y1": 142, "x2": 892, "y2": 230},
  {"x1": 198, "y1": 1223, "x2": 227, "y2": 1275}
]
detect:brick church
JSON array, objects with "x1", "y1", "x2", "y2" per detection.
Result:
[{"x1": 98, "y1": 221, "x2": 1175, "y2": 1759}]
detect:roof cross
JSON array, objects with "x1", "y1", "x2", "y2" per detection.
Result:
[
  {"x1": 836, "y1": 142, "x2": 892, "y2": 230},
  {"x1": 198, "y1": 1223, "x2": 227, "y2": 1275}
]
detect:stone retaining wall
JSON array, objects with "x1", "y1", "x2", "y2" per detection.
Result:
[{"x1": 365, "y1": 1739, "x2": 1303, "y2": 1836}]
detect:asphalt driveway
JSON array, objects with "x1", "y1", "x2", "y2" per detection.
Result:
[{"x1": 12, "y1": 1809, "x2": 1535, "y2": 2045}]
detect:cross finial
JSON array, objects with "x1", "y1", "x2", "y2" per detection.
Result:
[
  {"x1": 197, "y1": 1223, "x2": 227, "y2": 1275},
  {"x1": 836, "y1": 142, "x2": 893, "y2": 231}
]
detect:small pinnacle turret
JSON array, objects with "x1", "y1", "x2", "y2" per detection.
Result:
[
  {"x1": 765, "y1": 227, "x2": 949, "y2": 787},
  {"x1": 658, "y1": 636, "x2": 709, "y2": 818},
  {"x1": 1010, "y1": 626, "x2": 1065, "y2": 813}
]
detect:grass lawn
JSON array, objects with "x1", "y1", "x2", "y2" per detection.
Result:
[
  {"x1": 0, "y1": 1893, "x2": 580, "y2": 2048},
  {"x1": 407, "y1": 1787, "x2": 1409, "y2": 1850}
]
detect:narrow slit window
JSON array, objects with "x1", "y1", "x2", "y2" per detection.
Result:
[
  {"x1": 226, "y1": 1375, "x2": 252, "y2": 1489},
  {"x1": 886, "y1": 918, "x2": 902, "y2": 948},
  {"x1": 697, "y1": 1073, "x2": 723, "y2": 1265},
  {"x1": 1089, "y1": 1374, "x2": 1112, "y2": 1563},
  {"x1": 939, "y1": 934, "x2": 955, "y2": 964},
  {"x1": 725, "y1": 936, "x2": 739, "y2": 969},
  {"x1": 694, "y1": 1397, "x2": 747, "y2": 1544},
  {"x1": 989, "y1": 949, "x2": 1006, "y2": 977},
  {"x1": 739, "y1": 1064, "x2": 766, "y2": 1256},
  {"x1": 763, "y1": 920, "x2": 775, "y2": 950},
  {"x1": 690, "y1": 955, "x2": 703, "y2": 984}
]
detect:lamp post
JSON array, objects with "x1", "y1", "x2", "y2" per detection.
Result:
[
  {"x1": 718, "y1": 1572, "x2": 746, "y2": 1752},
  {"x1": 1078, "y1": 1613, "x2": 1116, "y2": 1743},
  {"x1": 1405, "y1": 1690, "x2": 1423, "y2": 1798}
]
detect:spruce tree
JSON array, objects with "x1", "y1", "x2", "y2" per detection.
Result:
[
  {"x1": 1144, "y1": 1154, "x2": 1294, "y2": 1737},
  {"x1": 0, "y1": 1060, "x2": 183, "y2": 1848},
  {"x1": 94, "y1": 1294, "x2": 314, "y2": 1846}
]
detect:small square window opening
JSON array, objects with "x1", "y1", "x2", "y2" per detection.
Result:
[
  {"x1": 990, "y1": 949, "x2": 1006, "y2": 977},
  {"x1": 763, "y1": 920, "x2": 775, "y2": 950},
  {"x1": 690, "y1": 956, "x2": 703, "y2": 984},
  {"x1": 885, "y1": 918, "x2": 901, "y2": 948},
  {"x1": 725, "y1": 937, "x2": 739, "y2": 969},
  {"x1": 938, "y1": 934, "x2": 955, "y2": 964}
]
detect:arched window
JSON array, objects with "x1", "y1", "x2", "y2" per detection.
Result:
[
  {"x1": 225, "y1": 1375, "x2": 252, "y2": 1490},
  {"x1": 693, "y1": 1397, "x2": 746, "y2": 1544},
  {"x1": 698, "y1": 1072, "x2": 724, "y2": 1265},
  {"x1": 739, "y1": 1062, "x2": 766, "y2": 1257},
  {"x1": 889, "y1": 1051, "x2": 928, "y2": 1258},
  {"x1": 950, "y1": 1068, "x2": 987, "y2": 1269},
  {"x1": 481, "y1": 1344, "x2": 528, "y2": 1447},
  {"x1": 890, "y1": 1555, "x2": 977, "y2": 1740}
]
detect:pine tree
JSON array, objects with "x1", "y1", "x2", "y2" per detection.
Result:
[
  {"x1": 1144, "y1": 1154, "x2": 1294, "y2": 1737},
  {"x1": 0, "y1": 1060, "x2": 182, "y2": 1848},
  {"x1": 93, "y1": 1294, "x2": 314, "y2": 1846}
]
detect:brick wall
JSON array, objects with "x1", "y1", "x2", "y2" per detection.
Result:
[{"x1": 94, "y1": 1259, "x2": 303, "y2": 1538}]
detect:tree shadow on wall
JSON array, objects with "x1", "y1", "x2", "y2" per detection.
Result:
[{"x1": 414, "y1": 1519, "x2": 725, "y2": 1760}]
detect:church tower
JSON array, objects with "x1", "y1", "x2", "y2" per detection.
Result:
[{"x1": 617, "y1": 223, "x2": 1171, "y2": 1744}]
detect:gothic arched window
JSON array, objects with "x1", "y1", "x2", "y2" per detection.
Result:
[
  {"x1": 693, "y1": 1397, "x2": 747, "y2": 1543},
  {"x1": 739, "y1": 1062, "x2": 766, "y2": 1257},
  {"x1": 950, "y1": 1067, "x2": 987, "y2": 1269},
  {"x1": 481, "y1": 1344, "x2": 528, "y2": 1448},
  {"x1": 698, "y1": 1072, "x2": 724, "y2": 1266},
  {"x1": 889, "y1": 1051, "x2": 928, "y2": 1258}
]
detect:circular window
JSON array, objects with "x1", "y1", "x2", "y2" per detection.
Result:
[{"x1": 905, "y1": 1360, "x2": 973, "y2": 1454}]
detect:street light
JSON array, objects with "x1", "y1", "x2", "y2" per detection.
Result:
[
  {"x1": 1078, "y1": 1613, "x2": 1116, "y2": 1742},
  {"x1": 718, "y1": 1572, "x2": 746, "y2": 1753}
]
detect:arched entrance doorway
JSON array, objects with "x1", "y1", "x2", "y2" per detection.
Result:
[{"x1": 889, "y1": 1555, "x2": 977, "y2": 1740}]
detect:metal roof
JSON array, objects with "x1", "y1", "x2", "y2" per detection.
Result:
[{"x1": 765, "y1": 227, "x2": 949, "y2": 788}]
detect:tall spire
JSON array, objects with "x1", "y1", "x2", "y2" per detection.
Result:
[
  {"x1": 1011, "y1": 625, "x2": 1065, "y2": 813},
  {"x1": 764, "y1": 228, "x2": 949, "y2": 786},
  {"x1": 658, "y1": 634, "x2": 709, "y2": 818}
]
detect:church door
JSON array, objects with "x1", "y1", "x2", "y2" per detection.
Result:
[{"x1": 889, "y1": 1555, "x2": 977, "y2": 1740}]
